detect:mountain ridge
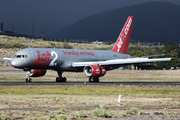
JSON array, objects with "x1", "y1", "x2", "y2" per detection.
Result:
[{"x1": 49, "y1": 2, "x2": 180, "y2": 43}]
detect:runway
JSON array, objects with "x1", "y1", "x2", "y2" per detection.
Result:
[{"x1": 0, "y1": 81, "x2": 180, "y2": 85}]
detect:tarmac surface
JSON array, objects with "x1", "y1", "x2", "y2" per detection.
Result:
[{"x1": 0, "y1": 81, "x2": 180, "y2": 85}]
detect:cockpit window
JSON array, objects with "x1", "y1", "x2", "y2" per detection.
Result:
[
  {"x1": 14, "y1": 55, "x2": 28, "y2": 58},
  {"x1": 16, "y1": 55, "x2": 21, "y2": 58}
]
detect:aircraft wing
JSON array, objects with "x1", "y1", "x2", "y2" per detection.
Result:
[
  {"x1": 71, "y1": 57, "x2": 172, "y2": 67},
  {"x1": 2, "y1": 57, "x2": 12, "y2": 61}
]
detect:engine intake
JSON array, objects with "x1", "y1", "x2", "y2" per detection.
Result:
[
  {"x1": 25, "y1": 69, "x2": 46, "y2": 77},
  {"x1": 83, "y1": 65, "x2": 106, "y2": 77}
]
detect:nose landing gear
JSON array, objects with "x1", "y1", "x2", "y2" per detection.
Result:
[
  {"x1": 24, "y1": 69, "x2": 33, "y2": 82},
  {"x1": 26, "y1": 78, "x2": 32, "y2": 82}
]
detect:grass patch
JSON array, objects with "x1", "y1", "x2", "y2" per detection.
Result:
[{"x1": 0, "y1": 85, "x2": 179, "y2": 98}]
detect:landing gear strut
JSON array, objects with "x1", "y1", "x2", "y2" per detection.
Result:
[
  {"x1": 56, "y1": 71, "x2": 67, "y2": 82},
  {"x1": 89, "y1": 77, "x2": 99, "y2": 82},
  {"x1": 24, "y1": 69, "x2": 32, "y2": 82}
]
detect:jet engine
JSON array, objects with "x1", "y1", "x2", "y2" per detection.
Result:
[
  {"x1": 83, "y1": 65, "x2": 106, "y2": 77},
  {"x1": 25, "y1": 69, "x2": 46, "y2": 77}
]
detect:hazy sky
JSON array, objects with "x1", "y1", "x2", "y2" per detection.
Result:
[{"x1": 1, "y1": 0, "x2": 180, "y2": 36}]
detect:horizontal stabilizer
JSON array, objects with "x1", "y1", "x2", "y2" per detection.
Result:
[{"x1": 3, "y1": 57, "x2": 12, "y2": 61}]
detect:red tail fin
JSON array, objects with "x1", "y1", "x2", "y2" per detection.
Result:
[{"x1": 111, "y1": 16, "x2": 134, "y2": 54}]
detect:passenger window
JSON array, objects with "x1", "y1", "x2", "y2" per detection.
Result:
[
  {"x1": 22, "y1": 55, "x2": 25, "y2": 58},
  {"x1": 25, "y1": 55, "x2": 28, "y2": 58}
]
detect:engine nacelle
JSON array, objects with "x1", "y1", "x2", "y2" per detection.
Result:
[
  {"x1": 83, "y1": 65, "x2": 106, "y2": 77},
  {"x1": 25, "y1": 69, "x2": 46, "y2": 77}
]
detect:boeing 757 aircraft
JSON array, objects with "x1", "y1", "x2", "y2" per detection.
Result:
[{"x1": 3, "y1": 16, "x2": 173, "y2": 82}]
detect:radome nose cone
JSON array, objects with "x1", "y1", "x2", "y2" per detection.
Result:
[
  {"x1": 11, "y1": 59, "x2": 21, "y2": 68},
  {"x1": 11, "y1": 59, "x2": 16, "y2": 67}
]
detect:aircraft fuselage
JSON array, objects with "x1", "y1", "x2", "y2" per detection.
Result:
[{"x1": 11, "y1": 48, "x2": 132, "y2": 72}]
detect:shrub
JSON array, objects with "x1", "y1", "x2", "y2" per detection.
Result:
[
  {"x1": 57, "y1": 108, "x2": 68, "y2": 114},
  {"x1": 72, "y1": 111, "x2": 83, "y2": 118},
  {"x1": 124, "y1": 110, "x2": 133, "y2": 115},
  {"x1": 63, "y1": 42, "x2": 73, "y2": 49},
  {"x1": 162, "y1": 102, "x2": 168, "y2": 106},
  {"x1": 99, "y1": 104, "x2": 106, "y2": 109},
  {"x1": 20, "y1": 111, "x2": 26, "y2": 116},
  {"x1": 148, "y1": 84, "x2": 152, "y2": 88},
  {"x1": 130, "y1": 107, "x2": 139, "y2": 114},
  {"x1": 56, "y1": 115, "x2": 67, "y2": 120},
  {"x1": 120, "y1": 108, "x2": 138, "y2": 117},
  {"x1": 93, "y1": 108, "x2": 107, "y2": 118},
  {"x1": 165, "y1": 111, "x2": 177, "y2": 117},
  {"x1": 37, "y1": 117, "x2": 46, "y2": 120},
  {"x1": 86, "y1": 102, "x2": 95, "y2": 107},
  {"x1": 47, "y1": 115, "x2": 56, "y2": 120},
  {"x1": 0, "y1": 113, "x2": 13, "y2": 120}
]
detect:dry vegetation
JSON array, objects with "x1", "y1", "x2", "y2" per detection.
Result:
[
  {"x1": 1, "y1": 36, "x2": 180, "y2": 119},
  {"x1": 0, "y1": 68, "x2": 180, "y2": 119}
]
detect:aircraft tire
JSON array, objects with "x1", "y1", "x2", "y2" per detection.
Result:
[
  {"x1": 96, "y1": 77, "x2": 99, "y2": 83},
  {"x1": 26, "y1": 78, "x2": 32, "y2": 82},
  {"x1": 93, "y1": 77, "x2": 99, "y2": 83},
  {"x1": 89, "y1": 77, "x2": 93, "y2": 82},
  {"x1": 56, "y1": 77, "x2": 67, "y2": 82},
  {"x1": 63, "y1": 77, "x2": 66, "y2": 82},
  {"x1": 29, "y1": 78, "x2": 32, "y2": 82},
  {"x1": 56, "y1": 77, "x2": 59, "y2": 82},
  {"x1": 26, "y1": 78, "x2": 28, "y2": 82}
]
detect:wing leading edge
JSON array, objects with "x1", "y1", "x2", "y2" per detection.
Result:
[{"x1": 71, "y1": 57, "x2": 172, "y2": 67}]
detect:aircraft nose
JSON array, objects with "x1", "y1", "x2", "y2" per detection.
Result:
[
  {"x1": 11, "y1": 59, "x2": 18, "y2": 68},
  {"x1": 11, "y1": 59, "x2": 22, "y2": 68}
]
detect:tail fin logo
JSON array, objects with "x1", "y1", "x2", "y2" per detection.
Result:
[
  {"x1": 117, "y1": 18, "x2": 132, "y2": 52},
  {"x1": 117, "y1": 34, "x2": 125, "y2": 52}
]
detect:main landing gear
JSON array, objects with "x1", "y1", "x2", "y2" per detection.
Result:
[
  {"x1": 89, "y1": 77, "x2": 99, "y2": 82},
  {"x1": 56, "y1": 71, "x2": 67, "y2": 82}
]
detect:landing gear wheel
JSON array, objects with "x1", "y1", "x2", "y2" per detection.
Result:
[
  {"x1": 89, "y1": 77, "x2": 93, "y2": 82},
  {"x1": 56, "y1": 77, "x2": 59, "y2": 82},
  {"x1": 93, "y1": 77, "x2": 99, "y2": 82},
  {"x1": 62, "y1": 77, "x2": 66, "y2": 82},
  {"x1": 89, "y1": 77, "x2": 99, "y2": 83},
  {"x1": 56, "y1": 77, "x2": 67, "y2": 82},
  {"x1": 26, "y1": 78, "x2": 32, "y2": 82}
]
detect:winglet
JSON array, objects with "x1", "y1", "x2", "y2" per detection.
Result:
[{"x1": 111, "y1": 16, "x2": 134, "y2": 54}]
